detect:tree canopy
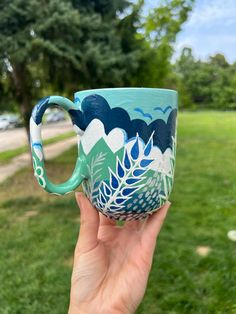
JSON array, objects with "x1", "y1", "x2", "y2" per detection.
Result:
[
  {"x1": 176, "y1": 48, "x2": 236, "y2": 110},
  {"x1": 0, "y1": 0, "x2": 196, "y2": 139}
]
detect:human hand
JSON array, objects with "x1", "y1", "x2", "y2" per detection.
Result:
[{"x1": 68, "y1": 192, "x2": 170, "y2": 314}]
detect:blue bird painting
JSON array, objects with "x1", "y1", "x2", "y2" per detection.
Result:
[
  {"x1": 154, "y1": 105, "x2": 172, "y2": 114},
  {"x1": 134, "y1": 108, "x2": 153, "y2": 120}
]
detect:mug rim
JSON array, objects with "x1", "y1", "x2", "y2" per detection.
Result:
[{"x1": 74, "y1": 87, "x2": 177, "y2": 96}]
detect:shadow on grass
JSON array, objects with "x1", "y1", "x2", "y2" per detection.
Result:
[{"x1": 2, "y1": 196, "x2": 41, "y2": 209}]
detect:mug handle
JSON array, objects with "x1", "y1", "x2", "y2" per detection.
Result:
[{"x1": 30, "y1": 95, "x2": 86, "y2": 195}]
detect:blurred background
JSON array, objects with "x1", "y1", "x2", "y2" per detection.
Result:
[{"x1": 0, "y1": 0, "x2": 236, "y2": 313}]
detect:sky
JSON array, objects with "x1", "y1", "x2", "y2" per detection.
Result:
[{"x1": 144, "y1": 0, "x2": 236, "y2": 63}]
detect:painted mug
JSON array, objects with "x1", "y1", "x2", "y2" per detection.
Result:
[{"x1": 30, "y1": 88, "x2": 178, "y2": 220}]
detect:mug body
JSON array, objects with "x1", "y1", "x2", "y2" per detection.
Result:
[{"x1": 70, "y1": 88, "x2": 178, "y2": 220}]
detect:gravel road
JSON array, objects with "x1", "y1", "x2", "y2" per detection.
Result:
[{"x1": 0, "y1": 121, "x2": 73, "y2": 152}]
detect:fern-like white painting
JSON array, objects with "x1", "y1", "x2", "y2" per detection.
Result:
[
  {"x1": 81, "y1": 128, "x2": 176, "y2": 220},
  {"x1": 83, "y1": 131, "x2": 170, "y2": 220},
  {"x1": 96, "y1": 133, "x2": 153, "y2": 211},
  {"x1": 82, "y1": 152, "x2": 107, "y2": 202}
]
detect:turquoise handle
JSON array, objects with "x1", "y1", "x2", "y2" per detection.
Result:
[{"x1": 30, "y1": 96, "x2": 85, "y2": 195}]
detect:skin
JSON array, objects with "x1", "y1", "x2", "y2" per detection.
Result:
[{"x1": 68, "y1": 192, "x2": 170, "y2": 314}]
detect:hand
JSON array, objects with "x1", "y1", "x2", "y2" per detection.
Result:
[{"x1": 68, "y1": 193, "x2": 170, "y2": 314}]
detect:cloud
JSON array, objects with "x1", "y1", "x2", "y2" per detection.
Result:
[
  {"x1": 175, "y1": 32, "x2": 236, "y2": 62},
  {"x1": 69, "y1": 94, "x2": 177, "y2": 153},
  {"x1": 81, "y1": 119, "x2": 174, "y2": 175},
  {"x1": 81, "y1": 119, "x2": 126, "y2": 154},
  {"x1": 187, "y1": 0, "x2": 236, "y2": 28},
  {"x1": 174, "y1": 0, "x2": 236, "y2": 63}
]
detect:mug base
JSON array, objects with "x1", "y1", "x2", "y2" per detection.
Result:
[{"x1": 96, "y1": 206, "x2": 160, "y2": 221}]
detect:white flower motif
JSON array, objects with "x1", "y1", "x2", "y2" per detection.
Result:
[{"x1": 33, "y1": 157, "x2": 46, "y2": 188}]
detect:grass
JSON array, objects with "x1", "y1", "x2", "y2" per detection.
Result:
[
  {"x1": 0, "y1": 131, "x2": 74, "y2": 163},
  {"x1": 0, "y1": 111, "x2": 236, "y2": 313}
]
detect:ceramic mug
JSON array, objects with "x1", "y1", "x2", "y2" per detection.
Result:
[{"x1": 30, "y1": 88, "x2": 178, "y2": 220}]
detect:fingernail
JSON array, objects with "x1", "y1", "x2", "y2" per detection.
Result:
[
  {"x1": 161, "y1": 201, "x2": 171, "y2": 212},
  {"x1": 165, "y1": 201, "x2": 171, "y2": 210}
]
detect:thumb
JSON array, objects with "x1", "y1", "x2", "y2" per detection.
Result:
[
  {"x1": 75, "y1": 192, "x2": 99, "y2": 254},
  {"x1": 140, "y1": 201, "x2": 171, "y2": 256}
]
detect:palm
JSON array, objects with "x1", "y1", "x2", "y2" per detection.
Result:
[{"x1": 69, "y1": 194, "x2": 169, "y2": 314}]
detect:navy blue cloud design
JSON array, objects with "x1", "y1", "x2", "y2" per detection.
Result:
[
  {"x1": 69, "y1": 94, "x2": 177, "y2": 152},
  {"x1": 32, "y1": 96, "x2": 50, "y2": 124}
]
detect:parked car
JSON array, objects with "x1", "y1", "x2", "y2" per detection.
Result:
[
  {"x1": 0, "y1": 116, "x2": 9, "y2": 130},
  {"x1": 0, "y1": 114, "x2": 20, "y2": 130},
  {"x1": 46, "y1": 111, "x2": 65, "y2": 123}
]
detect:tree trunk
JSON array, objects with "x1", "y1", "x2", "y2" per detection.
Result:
[
  {"x1": 19, "y1": 96, "x2": 33, "y2": 144},
  {"x1": 10, "y1": 63, "x2": 32, "y2": 145}
]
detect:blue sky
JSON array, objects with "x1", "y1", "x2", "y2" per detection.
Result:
[{"x1": 144, "y1": 0, "x2": 236, "y2": 63}]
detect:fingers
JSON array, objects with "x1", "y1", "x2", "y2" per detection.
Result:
[
  {"x1": 99, "y1": 212, "x2": 116, "y2": 226},
  {"x1": 74, "y1": 192, "x2": 100, "y2": 254},
  {"x1": 145, "y1": 201, "x2": 170, "y2": 237},
  {"x1": 140, "y1": 201, "x2": 171, "y2": 252},
  {"x1": 124, "y1": 201, "x2": 170, "y2": 232}
]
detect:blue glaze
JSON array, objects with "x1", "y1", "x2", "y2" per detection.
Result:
[
  {"x1": 124, "y1": 151, "x2": 131, "y2": 169},
  {"x1": 133, "y1": 169, "x2": 145, "y2": 176},
  {"x1": 144, "y1": 137, "x2": 153, "y2": 156},
  {"x1": 104, "y1": 184, "x2": 111, "y2": 196},
  {"x1": 100, "y1": 193, "x2": 106, "y2": 204},
  {"x1": 110, "y1": 205, "x2": 121, "y2": 210},
  {"x1": 140, "y1": 159, "x2": 153, "y2": 167},
  {"x1": 122, "y1": 187, "x2": 137, "y2": 196},
  {"x1": 117, "y1": 161, "x2": 125, "y2": 178},
  {"x1": 32, "y1": 142, "x2": 42, "y2": 148},
  {"x1": 32, "y1": 97, "x2": 50, "y2": 124},
  {"x1": 110, "y1": 172, "x2": 119, "y2": 189},
  {"x1": 74, "y1": 96, "x2": 81, "y2": 104},
  {"x1": 116, "y1": 198, "x2": 127, "y2": 204},
  {"x1": 130, "y1": 137, "x2": 139, "y2": 160},
  {"x1": 126, "y1": 178, "x2": 141, "y2": 185}
]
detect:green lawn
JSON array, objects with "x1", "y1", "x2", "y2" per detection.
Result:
[{"x1": 0, "y1": 111, "x2": 236, "y2": 313}]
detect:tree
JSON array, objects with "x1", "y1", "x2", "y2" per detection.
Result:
[
  {"x1": 0, "y1": 0, "x2": 139, "y2": 140},
  {"x1": 0, "y1": 74, "x2": 16, "y2": 113},
  {"x1": 176, "y1": 48, "x2": 236, "y2": 110},
  {"x1": 131, "y1": 0, "x2": 194, "y2": 87},
  {"x1": 0, "y1": 0, "x2": 195, "y2": 142}
]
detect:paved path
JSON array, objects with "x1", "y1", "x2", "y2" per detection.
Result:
[
  {"x1": 0, "y1": 121, "x2": 72, "y2": 152},
  {"x1": 0, "y1": 137, "x2": 77, "y2": 183}
]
